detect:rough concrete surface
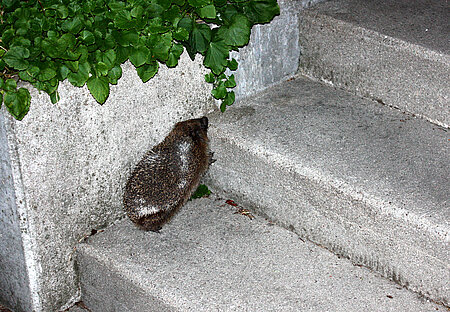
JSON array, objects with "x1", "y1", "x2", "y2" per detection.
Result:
[
  {"x1": 77, "y1": 197, "x2": 443, "y2": 312},
  {"x1": 0, "y1": 54, "x2": 213, "y2": 312},
  {"x1": 232, "y1": 0, "x2": 326, "y2": 100},
  {"x1": 0, "y1": 114, "x2": 32, "y2": 312},
  {"x1": 205, "y1": 76, "x2": 450, "y2": 305},
  {"x1": 0, "y1": 2, "x2": 328, "y2": 310},
  {"x1": 298, "y1": 0, "x2": 450, "y2": 127},
  {"x1": 66, "y1": 304, "x2": 90, "y2": 312}
]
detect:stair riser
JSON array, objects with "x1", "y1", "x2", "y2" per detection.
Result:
[
  {"x1": 298, "y1": 12, "x2": 450, "y2": 128},
  {"x1": 78, "y1": 250, "x2": 175, "y2": 312}
]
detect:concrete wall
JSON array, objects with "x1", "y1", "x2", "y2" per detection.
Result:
[
  {"x1": 0, "y1": 0, "x2": 321, "y2": 310},
  {"x1": 0, "y1": 113, "x2": 33, "y2": 312},
  {"x1": 233, "y1": 0, "x2": 325, "y2": 99},
  {"x1": 1, "y1": 55, "x2": 213, "y2": 312}
]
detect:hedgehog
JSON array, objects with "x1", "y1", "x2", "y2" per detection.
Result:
[{"x1": 123, "y1": 117, "x2": 213, "y2": 232}]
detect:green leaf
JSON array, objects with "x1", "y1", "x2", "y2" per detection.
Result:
[
  {"x1": 227, "y1": 58, "x2": 238, "y2": 70},
  {"x1": 136, "y1": 62, "x2": 159, "y2": 83},
  {"x1": 87, "y1": 76, "x2": 110, "y2": 104},
  {"x1": 49, "y1": 4, "x2": 69, "y2": 19},
  {"x1": 198, "y1": 4, "x2": 216, "y2": 19},
  {"x1": 50, "y1": 91, "x2": 60, "y2": 104},
  {"x1": 68, "y1": 62, "x2": 91, "y2": 87},
  {"x1": 27, "y1": 66, "x2": 40, "y2": 77},
  {"x1": 204, "y1": 40, "x2": 229, "y2": 74},
  {"x1": 220, "y1": 91, "x2": 235, "y2": 112},
  {"x1": 190, "y1": 184, "x2": 211, "y2": 199},
  {"x1": 18, "y1": 70, "x2": 34, "y2": 83},
  {"x1": 114, "y1": 10, "x2": 135, "y2": 30},
  {"x1": 146, "y1": 17, "x2": 169, "y2": 34},
  {"x1": 146, "y1": 3, "x2": 164, "y2": 17},
  {"x1": 148, "y1": 33, "x2": 172, "y2": 62},
  {"x1": 114, "y1": 31, "x2": 139, "y2": 47},
  {"x1": 108, "y1": 66, "x2": 122, "y2": 84},
  {"x1": 0, "y1": 78, "x2": 4, "y2": 89},
  {"x1": 177, "y1": 17, "x2": 193, "y2": 34},
  {"x1": 204, "y1": 72, "x2": 215, "y2": 83},
  {"x1": 214, "y1": 0, "x2": 227, "y2": 7},
  {"x1": 173, "y1": 27, "x2": 189, "y2": 41},
  {"x1": 162, "y1": 6, "x2": 180, "y2": 25},
  {"x1": 80, "y1": 30, "x2": 95, "y2": 45},
  {"x1": 116, "y1": 46, "x2": 131, "y2": 64},
  {"x1": 166, "y1": 43, "x2": 184, "y2": 68},
  {"x1": 243, "y1": 0, "x2": 280, "y2": 24},
  {"x1": 3, "y1": 46, "x2": 30, "y2": 70},
  {"x1": 95, "y1": 62, "x2": 109, "y2": 76},
  {"x1": 64, "y1": 61, "x2": 79, "y2": 73},
  {"x1": 61, "y1": 16, "x2": 83, "y2": 34},
  {"x1": 4, "y1": 88, "x2": 31, "y2": 120},
  {"x1": 97, "y1": 50, "x2": 117, "y2": 69},
  {"x1": 5, "y1": 79, "x2": 17, "y2": 91},
  {"x1": 216, "y1": 14, "x2": 251, "y2": 47},
  {"x1": 224, "y1": 74, "x2": 236, "y2": 88},
  {"x1": 108, "y1": 1, "x2": 126, "y2": 11},
  {"x1": 189, "y1": 24, "x2": 211, "y2": 53},
  {"x1": 38, "y1": 68, "x2": 57, "y2": 81},
  {"x1": 131, "y1": 5, "x2": 144, "y2": 18},
  {"x1": 60, "y1": 65, "x2": 70, "y2": 79},
  {"x1": 130, "y1": 45, "x2": 150, "y2": 67},
  {"x1": 188, "y1": 0, "x2": 211, "y2": 6},
  {"x1": 211, "y1": 83, "x2": 226, "y2": 99},
  {"x1": 11, "y1": 37, "x2": 31, "y2": 48},
  {"x1": 2, "y1": 29, "x2": 15, "y2": 45}
]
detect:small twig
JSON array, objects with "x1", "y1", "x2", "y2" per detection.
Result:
[
  {"x1": 67, "y1": 229, "x2": 104, "y2": 263},
  {"x1": 37, "y1": 0, "x2": 45, "y2": 13}
]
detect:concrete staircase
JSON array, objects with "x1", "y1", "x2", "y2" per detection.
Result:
[{"x1": 75, "y1": 0, "x2": 449, "y2": 310}]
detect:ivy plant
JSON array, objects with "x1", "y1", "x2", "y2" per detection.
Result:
[{"x1": 0, "y1": 0, "x2": 279, "y2": 120}]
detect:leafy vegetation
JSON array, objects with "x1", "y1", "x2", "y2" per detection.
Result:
[
  {"x1": 190, "y1": 184, "x2": 211, "y2": 199},
  {"x1": 0, "y1": 0, "x2": 279, "y2": 120}
]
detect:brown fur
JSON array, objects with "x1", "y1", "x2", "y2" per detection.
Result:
[{"x1": 123, "y1": 117, "x2": 212, "y2": 232}]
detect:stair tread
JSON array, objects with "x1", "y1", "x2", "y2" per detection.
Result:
[
  {"x1": 309, "y1": 0, "x2": 449, "y2": 54},
  {"x1": 78, "y1": 197, "x2": 442, "y2": 311},
  {"x1": 298, "y1": 0, "x2": 450, "y2": 127},
  {"x1": 211, "y1": 76, "x2": 449, "y2": 230}
]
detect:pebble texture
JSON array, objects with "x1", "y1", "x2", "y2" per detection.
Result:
[{"x1": 77, "y1": 197, "x2": 443, "y2": 312}]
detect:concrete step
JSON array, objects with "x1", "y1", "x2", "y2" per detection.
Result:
[
  {"x1": 298, "y1": 0, "x2": 450, "y2": 127},
  {"x1": 205, "y1": 76, "x2": 449, "y2": 306},
  {"x1": 76, "y1": 197, "x2": 443, "y2": 312}
]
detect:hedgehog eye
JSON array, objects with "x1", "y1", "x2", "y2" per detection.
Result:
[
  {"x1": 200, "y1": 117, "x2": 208, "y2": 129},
  {"x1": 191, "y1": 126, "x2": 206, "y2": 140}
]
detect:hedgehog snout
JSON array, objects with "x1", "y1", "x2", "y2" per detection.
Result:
[{"x1": 200, "y1": 116, "x2": 208, "y2": 130}]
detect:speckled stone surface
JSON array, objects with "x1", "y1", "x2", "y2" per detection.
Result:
[
  {"x1": 206, "y1": 76, "x2": 449, "y2": 305},
  {"x1": 298, "y1": 0, "x2": 450, "y2": 127},
  {"x1": 0, "y1": 55, "x2": 214, "y2": 312},
  {"x1": 0, "y1": 1, "x2": 325, "y2": 310},
  {"x1": 77, "y1": 197, "x2": 444, "y2": 312}
]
